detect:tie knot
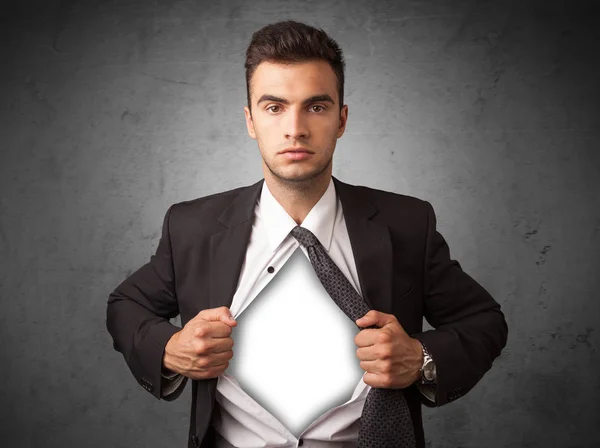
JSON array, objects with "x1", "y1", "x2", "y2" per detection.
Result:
[{"x1": 290, "y1": 226, "x2": 320, "y2": 248}]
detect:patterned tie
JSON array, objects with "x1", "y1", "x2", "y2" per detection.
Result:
[{"x1": 291, "y1": 226, "x2": 416, "y2": 448}]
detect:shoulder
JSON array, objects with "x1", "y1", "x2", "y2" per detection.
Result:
[
  {"x1": 351, "y1": 183, "x2": 426, "y2": 205},
  {"x1": 335, "y1": 179, "x2": 435, "y2": 237},
  {"x1": 164, "y1": 181, "x2": 260, "y2": 234},
  {"x1": 172, "y1": 184, "x2": 250, "y2": 214},
  {"x1": 337, "y1": 178, "x2": 431, "y2": 213}
]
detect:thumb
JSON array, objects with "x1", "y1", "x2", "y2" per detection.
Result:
[
  {"x1": 355, "y1": 310, "x2": 392, "y2": 328},
  {"x1": 197, "y1": 306, "x2": 237, "y2": 327}
]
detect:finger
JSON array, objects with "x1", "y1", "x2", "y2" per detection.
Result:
[
  {"x1": 195, "y1": 335, "x2": 233, "y2": 355},
  {"x1": 193, "y1": 334, "x2": 233, "y2": 355},
  {"x1": 196, "y1": 350, "x2": 234, "y2": 368},
  {"x1": 196, "y1": 306, "x2": 237, "y2": 326},
  {"x1": 363, "y1": 371, "x2": 393, "y2": 389},
  {"x1": 359, "y1": 359, "x2": 379, "y2": 373},
  {"x1": 354, "y1": 328, "x2": 382, "y2": 347},
  {"x1": 194, "y1": 321, "x2": 234, "y2": 339},
  {"x1": 355, "y1": 310, "x2": 379, "y2": 327},
  {"x1": 355, "y1": 310, "x2": 395, "y2": 328},
  {"x1": 355, "y1": 346, "x2": 379, "y2": 362},
  {"x1": 191, "y1": 360, "x2": 230, "y2": 379},
  {"x1": 211, "y1": 336, "x2": 234, "y2": 353},
  {"x1": 360, "y1": 356, "x2": 396, "y2": 374}
]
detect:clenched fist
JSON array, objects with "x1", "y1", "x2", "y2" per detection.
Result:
[{"x1": 162, "y1": 306, "x2": 237, "y2": 380}]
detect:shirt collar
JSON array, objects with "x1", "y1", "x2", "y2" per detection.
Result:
[{"x1": 257, "y1": 178, "x2": 337, "y2": 253}]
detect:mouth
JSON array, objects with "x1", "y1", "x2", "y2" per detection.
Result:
[
  {"x1": 279, "y1": 148, "x2": 314, "y2": 160},
  {"x1": 279, "y1": 147, "x2": 314, "y2": 154}
]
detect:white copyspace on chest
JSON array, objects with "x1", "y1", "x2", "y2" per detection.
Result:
[{"x1": 225, "y1": 248, "x2": 364, "y2": 436}]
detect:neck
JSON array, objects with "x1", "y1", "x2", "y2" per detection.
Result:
[{"x1": 263, "y1": 167, "x2": 332, "y2": 225}]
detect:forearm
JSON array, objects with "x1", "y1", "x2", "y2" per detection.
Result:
[
  {"x1": 107, "y1": 290, "x2": 181, "y2": 400},
  {"x1": 158, "y1": 335, "x2": 190, "y2": 400},
  {"x1": 106, "y1": 204, "x2": 185, "y2": 399},
  {"x1": 412, "y1": 306, "x2": 507, "y2": 406}
]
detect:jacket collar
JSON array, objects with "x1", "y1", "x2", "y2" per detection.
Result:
[
  {"x1": 209, "y1": 176, "x2": 393, "y2": 314},
  {"x1": 215, "y1": 176, "x2": 377, "y2": 227}
]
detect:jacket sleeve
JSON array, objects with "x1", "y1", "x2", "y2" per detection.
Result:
[
  {"x1": 411, "y1": 201, "x2": 508, "y2": 407},
  {"x1": 106, "y1": 203, "x2": 188, "y2": 401}
]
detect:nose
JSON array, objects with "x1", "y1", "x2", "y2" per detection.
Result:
[{"x1": 284, "y1": 108, "x2": 309, "y2": 140}]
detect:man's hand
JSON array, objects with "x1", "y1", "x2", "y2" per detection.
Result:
[
  {"x1": 355, "y1": 310, "x2": 423, "y2": 389},
  {"x1": 162, "y1": 306, "x2": 237, "y2": 380}
]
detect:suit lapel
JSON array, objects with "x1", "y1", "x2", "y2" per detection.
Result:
[
  {"x1": 208, "y1": 179, "x2": 264, "y2": 311},
  {"x1": 206, "y1": 176, "x2": 393, "y2": 315},
  {"x1": 333, "y1": 176, "x2": 393, "y2": 315}
]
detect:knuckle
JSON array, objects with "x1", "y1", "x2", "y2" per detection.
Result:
[
  {"x1": 196, "y1": 357, "x2": 209, "y2": 368},
  {"x1": 382, "y1": 359, "x2": 392, "y2": 372},
  {"x1": 378, "y1": 332, "x2": 390, "y2": 344},
  {"x1": 194, "y1": 326, "x2": 207, "y2": 338},
  {"x1": 379, "y1": 345, "x2": 391, "y2": 359},
  {"x1": 195, "y1": 341, "x2": 208, "y2": 354},
  {"x1": 381, "y1": 374, "x2": 392, "y2": 387}
]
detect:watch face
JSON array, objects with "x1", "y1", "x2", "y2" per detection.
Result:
[{"x1": 423, "y1": 361, "x2": 436, "y2": 381}]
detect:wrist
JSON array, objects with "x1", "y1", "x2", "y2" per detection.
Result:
[
  {"x1": 162, "y1": 331, "x2": 180, "y2": 374},
  {"x1": 412, "y1": 338, "x2": 424, "y2": 383}
]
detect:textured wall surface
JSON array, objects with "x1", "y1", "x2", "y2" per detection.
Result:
[{"x1": 1, "y1": 0, "x2": 599, "y2": 447}]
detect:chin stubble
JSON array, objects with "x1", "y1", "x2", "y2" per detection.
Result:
[{"x1": 265, "y1": 156, "x2": 332, "y2": 187}]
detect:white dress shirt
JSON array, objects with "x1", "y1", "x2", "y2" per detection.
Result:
[{"x1": 163, "y1": 179, "x2": 435, "y2": 447}]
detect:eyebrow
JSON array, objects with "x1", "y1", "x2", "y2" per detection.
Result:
[{"x1": 256, "y1": 94, "x2": 335, "y2": 106}]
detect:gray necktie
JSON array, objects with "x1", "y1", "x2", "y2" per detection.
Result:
[{"x1": 291, "y1": 226, "x2": 416, "y2": 448}]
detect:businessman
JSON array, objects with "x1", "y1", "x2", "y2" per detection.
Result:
[{"x1": 106, "y1": 20, "x2": 508, "y2": 448}]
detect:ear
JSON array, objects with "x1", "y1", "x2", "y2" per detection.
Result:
[
  {"x1": 336, "y1": 104, "x2": 348, "y2": 139},
  {"x1": 244, "y1": 106, "x2": 256, "y2": 139}
]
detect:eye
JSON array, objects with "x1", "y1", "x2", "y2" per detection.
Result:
[
  {"x1": 309, "y1": 105, "x2": 326, "y2": 113},
  {"x1": 266, "y1": 105, "x2": 281, "y2": 113}
]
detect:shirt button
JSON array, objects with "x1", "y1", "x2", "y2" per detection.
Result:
[
  {"x1": 298, "y1": 439, "x2": 304, "y2": 446},
  {"x1": 267, "y1": 266, "x2": 275, "y2": 273}
]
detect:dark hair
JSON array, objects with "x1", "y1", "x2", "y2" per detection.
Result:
[{"x1": 244, "y1": 20, "x2": 345, "y2": 113}]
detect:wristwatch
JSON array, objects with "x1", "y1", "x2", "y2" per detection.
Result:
[{"x1": 419, "y1": 341, "x2": 436, "y2": 385}]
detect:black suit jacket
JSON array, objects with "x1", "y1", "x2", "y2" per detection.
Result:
[{"x1": 106, "y1": 176, "x2": 508, "y2": 448}]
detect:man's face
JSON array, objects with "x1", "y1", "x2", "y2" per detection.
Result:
[{"x1": 244, "y1": 60, "x2": 348, "y2": 185}]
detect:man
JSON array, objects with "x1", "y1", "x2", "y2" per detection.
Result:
[{"x1": 106, "y1": 20, "x2": 508, "y2": 448}]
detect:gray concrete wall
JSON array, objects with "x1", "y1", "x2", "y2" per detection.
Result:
[{"x1": 1, "y1": 0, "x2": 598, "y2": 447}]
